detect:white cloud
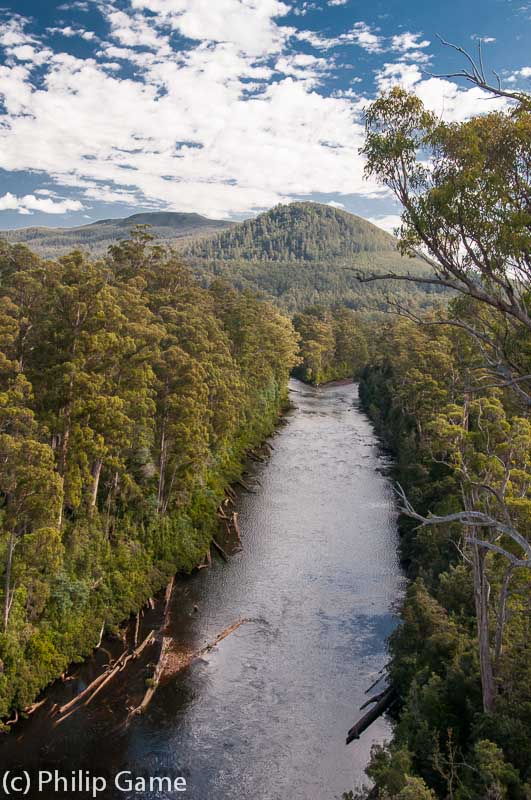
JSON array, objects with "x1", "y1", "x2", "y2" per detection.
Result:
[
  {"x1": 0, "y1": 193, "x2": 84, "y2": 214},
  {"x1": 0, "y1": 4, "x2": 386, "y2": 218},
  {"x1": 344, "y1": 22, "x2": 383, "y2": 53},
  {"x1": 47, "y1": 26, "x2": 97, "y2": 41},
  {"x1": 391, "y1": 32, "x2": 430, "y2": 52},
  {"x1": 368, "y1": 213, "x2": 401, "y2": 236},
  {"x1": 328, "y1": 0, "x2": 348, "y2": 5},
  {"x1": 0, "y1": 3, "x2": 518, "y2": 220},
  {"x1": 130, "y1": 0, "x2": 292, "y2": 56},
  {"x1": 375, "y1": 61, "x2": 509, "y2": 122}
]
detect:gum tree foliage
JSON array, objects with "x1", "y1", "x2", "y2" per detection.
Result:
[
  {"x1": 353, "y1": 50, "x2": 531, "y2": 799},
  {"x1": 0, "y1": 232, "x2": 299, "y2": 717}
]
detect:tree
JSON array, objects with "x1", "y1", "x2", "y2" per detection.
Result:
[{"x1": 360, "y1": 51, "x2": 531, "y2": 715}]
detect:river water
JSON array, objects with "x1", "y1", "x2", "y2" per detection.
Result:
[{"x1": 1, "y1": 380, "x2": 403, "y2": 800}]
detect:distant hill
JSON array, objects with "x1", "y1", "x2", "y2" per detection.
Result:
[
  {"x1": 184, "y1": 202, "x2": 440, "y2": 313},
  {"x1": 1, "y1": 211, "x2": 233, "y2": 258},
  {"x1": 1, "y1": 202, "x2": 441, "y2": 313},
  {"x1": 187, "y1": 202, "x2": 397, "y2": 262}
]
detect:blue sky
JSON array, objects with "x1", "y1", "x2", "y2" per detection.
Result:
[{"x1": 0, "y1": 0, "x2": 529, "y2": 231}]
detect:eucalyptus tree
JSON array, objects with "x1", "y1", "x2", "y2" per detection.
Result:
[{"x1": 360, "y1": 53, "x2": 531, "y2": 714}]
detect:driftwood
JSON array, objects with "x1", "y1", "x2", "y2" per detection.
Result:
[
  {"x1": 95, "y1": 621, "x2": 105, "y2": 650},
  {"x1": 359, "y1": 688, "x2": 390, "y2": 711},
  {"x1": 212, "y1": 538, "x2": 229, "y2": 562},
  {"x1": 24, "y1": 699, "x2": 47, "y2": 716},
  {"x1": 346, "y1": 687, "x2": 397, "y2": 745},
  {"x1": 128, "y1": 619, "x2": 249, "y2": 721},
  {"x1": 233, "y1": 512, "x2": 242, "y2": 547},
  {"x1": 163, "y1": 576, "x2": 174, "y2": 629},
  {"x1": 127, "y1": 636, "x2": 171, "y2": 718},
  {"x1": 236, "y1": 478, "x2": 256, "y2": 493},
  {"x1": 365, "y1": 666, "x2": 388, "y2": 695},
  {"x1": 133, "y1": 613, "x2": 140, "y2": 648},
  {"x1": 55, "y1": 630, "x2": 156, "y2": 723}
]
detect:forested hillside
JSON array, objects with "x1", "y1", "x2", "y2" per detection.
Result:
[
  {"x1": 1, "y1": 212, "x2": 233, "y2": 259},
  {"x1": 187, "y1": 202, "x2": 397, "y2": 261},
  {"x1": 2, "y1": 203, "x2": 440, "y2": 314},
  {"x1": 0, "y1": 231, "x2": 298, "y2": 718},
  {"x1": 186, "y1": 202, "x2": 439, "y2": 312}
]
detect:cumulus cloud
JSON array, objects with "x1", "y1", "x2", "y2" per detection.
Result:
[
  {"x1": 0, "y1": 3, "x2": 519, "y2": 219},
  {"x1": 344, "y1": 22, "x2": 383, "y2": 53},
  {"x1": 130, "y1": 0, "x2": 292, "y2": 56},
  {"x1": 375, "y1": 61, "x2": 508, "y2": 122},
  {"x1": 47, "y1": 26, "x2": 97, "y2": 41},
  {"x1": 0, "y1": 193, "x2": 84, "y2": 214},
  {"x1": 391, "y1": 32, "x2": 430, "y2": 52}
]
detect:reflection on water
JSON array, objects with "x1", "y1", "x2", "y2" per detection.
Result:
[{"x1": 1, "y1": 380, "x2": 403, "y2": 800}]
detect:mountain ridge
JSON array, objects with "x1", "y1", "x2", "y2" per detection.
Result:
[
  {"x1": 0, "y1": 210, "x2": 233, "y2": 258},
  {"x1": 0, "y1": 202, "x2": 436, "y2": 312}
]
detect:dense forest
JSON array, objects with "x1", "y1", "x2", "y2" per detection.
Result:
[
  {"x1": 185, "y1": 202, "x2": 443, "y2": 313},
  {"x1": 0, "y1": 230, "x2": 299, "y2": 719},
  {"x1": 292, "y1": 306, "x2": 369, "y2": 385},
  {"x1": 343, "y1": 67, "x2": 531, "y2": 799}
]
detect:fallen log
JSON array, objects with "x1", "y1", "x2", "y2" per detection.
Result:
[
  {"x1": 24, "y1": 699, "x2": 47, "y2": 717},
  {"x1": 128, "y1": 636, "x2": 171, "y2": 718},
  {"x1": 55, "y1": 630, "x2": 156, "y2": 720},
  {"x1": 236, "y1": 478, "x2": 256, "y2": 493},
  {"x1": 359, "y1": 688, "x2": 389, "y2": 711},
  {"x1": 346, "y1": 687, "x2": 397, "y2": 745},
  {"x1": 365, "y1": 664, "x2": 389, "y2": 695},
  {"x1": 205, "y1": 619, "x2": 247, "y2": 651},
  {"x1": 212, "y1": 538, "x2": 229, "y2": 562},
  {"x1": 95, "y1": 621, "x2": 105, "y2": 650},
  {"x1": 232, "y1": 512, "x2": 242, "y2": 547},
  {"x1": 126, "y1": 619, "x2": 249, "y2": 722},
  {"x1": 163, "y1": 576, "x2": 174, "y2": 629}
]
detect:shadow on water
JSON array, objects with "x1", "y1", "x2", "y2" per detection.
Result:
[{"x1": 0, "y1": 379, "x2": 404, "y2": 800}]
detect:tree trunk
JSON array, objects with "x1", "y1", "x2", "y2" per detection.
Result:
[
  {"x1": 157, "y1": 419, "x2": 167, "y2": 515},
  {"x1": 3, "y1": 531, "x2": 15, "y2": 632},
  {"x1": 494, "y1": 565, "x2": 514, "y2": 670},
  {"x1": 90, "y1": 459, "x2": 103, "y2": 510},
  {"x1": 472, "y1": 543, "x2": 497, "y2": 713}
]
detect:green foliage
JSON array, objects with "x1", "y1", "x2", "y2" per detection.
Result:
[
  {"x1": 359, "y1": 311, "x2": 531, "y2": 799},
  {"x1": 0, "y1": 233, "x2": 299, "y2": 717},
  {"x1": 184, "y1": 201, "x2": 442, "y2": 313},
  {"x1": 293, "y1": 306, "x2": 368, "y2": 384}
]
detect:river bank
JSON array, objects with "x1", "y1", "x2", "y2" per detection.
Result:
[{"x1": 0, "y1": 380, "x2": 403, "y2": 799}]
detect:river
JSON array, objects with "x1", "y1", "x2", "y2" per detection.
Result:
[{"x1": 1, "y1": 380, "x2": 403, "y2": 800}]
